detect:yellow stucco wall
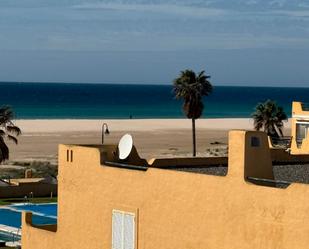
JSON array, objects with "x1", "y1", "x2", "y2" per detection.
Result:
[
  {"x1": 22, "y1": 130, "x2": 309, "y2": 249},
  {"x1": 291, "y1": 102, "x2": 309, "y2": 154}
]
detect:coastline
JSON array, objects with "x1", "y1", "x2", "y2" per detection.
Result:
[{"x1": 14, "y1": 118, "x2": 291, "y2": 133}]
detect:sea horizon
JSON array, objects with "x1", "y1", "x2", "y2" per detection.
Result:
[
  {"x1": 1, "y1": 81, "x2": 309, "y2": 88},
  {"x1": 1, "y1": 82, "x2": 309, "y2": 119}
]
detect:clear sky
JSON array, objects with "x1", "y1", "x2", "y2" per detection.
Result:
[{"x1": 0, "y1": 0, "x2": 309, "y2": 86}]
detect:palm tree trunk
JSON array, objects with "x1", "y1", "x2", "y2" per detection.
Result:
[{"x1": 192, "y1": 118, "x2": 196, "y2": 157}]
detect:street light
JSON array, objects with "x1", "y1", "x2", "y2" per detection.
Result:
[{"x1": 102, "y1": 123, "x2": 110, "y2": 144}]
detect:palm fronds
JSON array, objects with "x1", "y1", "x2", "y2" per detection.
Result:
[
  {"x1": 252, "y1": 100, "x2": 288, "y2": 138},
  {"x1": 0, "y1": 106, "x2": 21, "y2": 163},
  {"x1": 173, "y1": 69, "x2": 212, "y2": 119}
]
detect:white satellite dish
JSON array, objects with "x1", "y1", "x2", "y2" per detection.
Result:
[{"x1": 118, "y1": 134, "x2": 133, "y2": 160}]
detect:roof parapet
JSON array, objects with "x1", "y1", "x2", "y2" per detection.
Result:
[{"x1": 292, "y1": 101, "x2": 309, "y2": 118}]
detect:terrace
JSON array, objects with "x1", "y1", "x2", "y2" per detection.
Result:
[{"x1": 21, "y1": 130, "x2": 309, "y2": 249}]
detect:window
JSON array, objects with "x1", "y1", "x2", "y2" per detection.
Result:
[
  {"x1": 66, "y1": 150, "x2": 73, "y2": 162},
  {"x1": 251, "y1": 137, "x2": 260, "y2": 147},
  {"x1": 296, "y1": 123, "x2": 309, "y2": 140},
  {"x1": 112, "y1": 210, "x2": 135, "y2": 249}
]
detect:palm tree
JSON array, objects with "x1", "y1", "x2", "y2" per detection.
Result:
[
  {"x1": 252, "y1": 100, "x2": 287, "y2": 138},
  {"x1": 0, "y1": 106, "x2": 21, "y2": 163},
  {"x1": 173, "y1": 69, "x2": 213, "y2": 156}
]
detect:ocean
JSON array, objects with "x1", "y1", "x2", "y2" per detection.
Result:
[{"x1": 0, "y1": 82, "x2": 308, "y2": 119}]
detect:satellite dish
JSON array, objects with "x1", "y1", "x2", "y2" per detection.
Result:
[{"x1": 118, "y1": 134, "x2": 133, "y2": 160}]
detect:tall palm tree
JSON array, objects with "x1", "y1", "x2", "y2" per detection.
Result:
[
  {"x1": 0, "y1": 106, "x2": 21, "y2": 163},
  {"x1": 252, "y1": 100, "x2": 287, "y2": 138},
  {"x1": 173, "y1": 69, "x2": 213, "y2": 156}
]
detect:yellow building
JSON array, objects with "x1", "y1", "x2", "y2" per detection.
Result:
[
  {"x1": 290, "y1": 101, "x2": 309, "y2": 154},
  {"x1": 22, "y1": 130, "x2": 309, "y2": 249}
]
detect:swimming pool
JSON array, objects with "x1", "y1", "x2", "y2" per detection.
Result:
[
  {"x1": 0, "y1": 203, "x2": 57, "y2": 242},
  {"x1": 0, "y1": 203, "x2": 57, "y2": 228}
]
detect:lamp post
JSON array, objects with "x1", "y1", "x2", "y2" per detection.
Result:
[{"x1": 102, "y1": 123, "x2": 110, "y2": 144}]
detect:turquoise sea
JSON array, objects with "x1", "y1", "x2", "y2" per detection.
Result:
[{"x1": 0, "y1": 82, "x2": 308, "y2": 119}]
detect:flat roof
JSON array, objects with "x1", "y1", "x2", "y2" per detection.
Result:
[
  {"x1": 170, "y1": 164, "x2": 309, "y2": 185},
  {"x1": 4, "y1": 178, "x2": 45, "y2": 185}
]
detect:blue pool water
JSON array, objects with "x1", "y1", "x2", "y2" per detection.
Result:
[
  {"x1": 0, "y1": 203, "x2": 57, "y2": 228},
  {"x1": 12, "y1": 203, "x2": 57, "y2": 217}
]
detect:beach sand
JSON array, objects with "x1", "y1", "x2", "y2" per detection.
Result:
[{"x1": 6, "y1": 118, "x2": 291, "y2": 165}]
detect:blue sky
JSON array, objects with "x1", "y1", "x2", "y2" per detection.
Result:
[{"x1": 0, "y1": 0, "x2": 309, "y2": 86}]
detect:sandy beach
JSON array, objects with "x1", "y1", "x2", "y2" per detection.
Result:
[
  {"x1": 6, "y1": 118, "x2": 291, "y2": 164},
  {"x1": 15, "y1": 118, "x2": 257, "y2": 133}
]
